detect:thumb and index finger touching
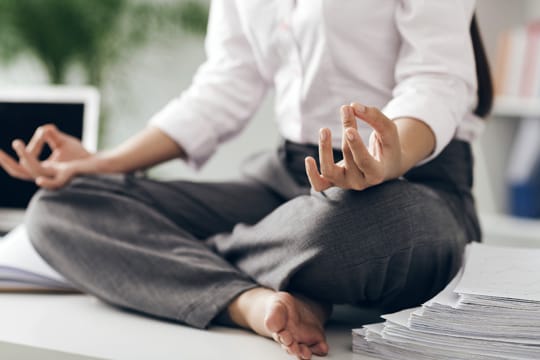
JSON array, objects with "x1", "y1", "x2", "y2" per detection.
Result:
[
  {"x1": 25, "y1": 124, "x2": 64, "y2": 158},
  {"x1": 349, "y1": 102, "x2": 396, "y2": 148}
]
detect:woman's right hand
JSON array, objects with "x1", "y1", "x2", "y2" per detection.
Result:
[
  {"x1": 0, "y1": 124, "x2": 94, "y2": 190},
  {"x1": 1, "y1": 124, "x2": 188, "y2": 190}
]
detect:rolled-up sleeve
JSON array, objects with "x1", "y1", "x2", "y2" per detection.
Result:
[
  {"x1": 382, "y1": 0, "x2": 477, "y2": 164},
  {"x1": 149, "y1": 0, "x2": 268, "y2": 169}
]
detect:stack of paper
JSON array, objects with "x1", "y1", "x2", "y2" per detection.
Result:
[
  {"x1": 353, "y1": 243, "x2": 540, "y2": 359},
  {"x1": 0, "y1": 225, "x2": 75, "y2": 292}
]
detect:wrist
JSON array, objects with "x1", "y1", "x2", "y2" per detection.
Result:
[
  {"x1": 397, "y1": 148, "x2": 413, "y2": 177},
  {"x1": 383, "y1": 153, "x2": 407, "y2": 182},
  {"x1": 393, "y1": 117, "x2": 436, "y2": 176},
  {"x1": 70, "y1": 152, "x2": 115, "y2": 175},
  {"x1": 93, "y1": 152, "x2": 119, "y2": 173}
]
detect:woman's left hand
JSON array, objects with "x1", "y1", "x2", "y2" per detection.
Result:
[{"x1": 305, "y1": 103, "x2": 404, "y2": 192}]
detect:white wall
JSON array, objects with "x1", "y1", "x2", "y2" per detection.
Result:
[{"x1": 100, "y1": 34, "x2": 279, "y2": 181}]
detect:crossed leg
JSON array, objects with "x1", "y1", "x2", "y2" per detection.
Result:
[
  {"x1": 209, "y1": 181, "x2": 468, "y2": 358},
  {"x1": 26, "y1": 174, "x2": 467, "y2": 359}
]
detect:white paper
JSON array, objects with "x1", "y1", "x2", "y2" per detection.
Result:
[
  {"x1": 0, "y1": 225, "x2": 72, "y2": 289},
  {"x1": 455, "y1": 243, "x2": 540, "y2": 302}
]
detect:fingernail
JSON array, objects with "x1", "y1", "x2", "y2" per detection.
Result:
[
  {"x1": 319, "y1": 128, "x2": 326, "y2": 141},
  {"x1": 352, "y1": 102, "x2": 366, "y2": 113},
  {"x1": 346, "y1": 129, "x2": 356, "y2": 141}
]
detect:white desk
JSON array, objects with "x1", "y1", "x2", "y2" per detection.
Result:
[{"x1": 0, "y1": 294, "x2": 378, "y2": 360}]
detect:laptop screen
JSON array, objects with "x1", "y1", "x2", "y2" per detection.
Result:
[{"x1": 0, "y1": 102, "x2": 84, "y2": 208}]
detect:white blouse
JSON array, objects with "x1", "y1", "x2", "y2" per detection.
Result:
[{"x1": 150, "y1": 0, "x2": 482, "y2": 169}]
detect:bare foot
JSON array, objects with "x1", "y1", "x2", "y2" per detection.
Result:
[{"x1": 228, "y1": 288, "x2": 331, "y2": 359}]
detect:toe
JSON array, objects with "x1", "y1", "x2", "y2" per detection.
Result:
[
  {"x1": 298, "y1": 343, "x2": 312, "y2": 359},
  {"x1": 283, "y1": 341, "x2": 301, "y2": 357},
  {"x1": 310, "y1": 341, "x2": 329, "y2": 356},
  {"x1": 278, "y1": 329, "x2": 294, "y2": 346}
]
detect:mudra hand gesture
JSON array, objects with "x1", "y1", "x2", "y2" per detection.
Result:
[
  {"x1": 305, "y1": 103, "x2": 404, "y2": 192},
  {"x1": 0, "y1": 124, "x2": 91, "y2": 189}
]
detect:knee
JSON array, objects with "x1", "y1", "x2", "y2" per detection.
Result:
[
  {"x1": 25, "y1": 188, "x2": 76, "y2": 259},
  {"x1": 287, "y1": 185, "x2": 463, "y2": 303},
  {"x1": 294, "y1": 188, "x2": 395, "y2": 256},
  {"x1": 301, "y1": 184, "x2": 460, "y2": 255},
  {"x1": 26, "y1": 175, "x2": 116, "y2": 237},
  {"x1": 26, "y1": 189, "x2": 60, "y2": 232}
]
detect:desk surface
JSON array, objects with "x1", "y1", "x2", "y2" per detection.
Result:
[{"x1": 0, "y1": 294, "x2": 377, "y2": 360}]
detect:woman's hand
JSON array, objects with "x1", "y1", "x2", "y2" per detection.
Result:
[
  {"x1": 305, "y1": 103, "x2": 406, "y2": 192},
  {"x1": 0, "y1": 125, "x2": 188, "y2": 190},
  {"x1": 0, "y1": 124, "x2": 93, "y2": 190}
]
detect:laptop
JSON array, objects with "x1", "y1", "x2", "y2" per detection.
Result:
[{"x1": 0, "y1": 86, "x2": 100, "y2": 233}]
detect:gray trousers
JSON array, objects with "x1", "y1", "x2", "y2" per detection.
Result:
[{"x1": 25, "y1": 140, "x2": 480, "y2": 329}]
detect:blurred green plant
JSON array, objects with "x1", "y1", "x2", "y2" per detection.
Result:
[{"x1": 0, "y1": 0, "x2": 208, "y2": 85}]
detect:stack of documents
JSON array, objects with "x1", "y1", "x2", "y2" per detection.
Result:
[
  {"x1": 353, "y1": 243, "x2": 540, "y2": 359},
  {"x1": 0, "y1": 225, "x2": 74, "y2": 292}
]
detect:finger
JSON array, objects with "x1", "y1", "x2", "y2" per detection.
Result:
[
  {"x1": 351, "y1": 102, "x2": 397, "y2": 147},
  {"x1": 318, "y1": 128, "x2": 345, "y2": 185},
  {"x1": 27, "y1": 124, "x2": 64, "y2": 157},
  {"x1": 27, "y1": 125, "x2": 49, "y2": 157},
  {"x1": 341, "y1": 140, "x2": 355, "y2": 168},
  {"x1": 318, "y1": 128, "x2": 340, "y2": 181},
  {"x1": 0, "y1": 149, "x2": 32, "y2": 180},
  {"x1": 12, "y1": 140, "x2": 55, "y2": 178},
  {"x1": 340, "y1": 106, "x2": 356, "y2": 166},
  {"x1": 341, "y1": 105, "x2": 357, "y2": 130},
  {"x1": 35, "y1": 176, "x2": 65, "y2": 190},
  {"x1": 346, "y1": 128, "x2": 383, "y2": 185},
  {"x1": 44, "y1": 124, "x2": 64, "y2": 149},
  {"x1": 305, "y1": 156, "x2": 332, "y2": 192}
]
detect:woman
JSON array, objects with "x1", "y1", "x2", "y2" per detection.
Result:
[{"x1": 0, "y1": 1, "x2": 491, "y2": 359}]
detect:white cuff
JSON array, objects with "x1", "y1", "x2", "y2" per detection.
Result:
[
  {"x1": 149, "y1": 99, "x2": 218, "y2": 170},
  {"x1": 382, "y1": 91, "x2": 458, "y2": 166}
]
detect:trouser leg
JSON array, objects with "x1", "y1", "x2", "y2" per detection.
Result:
[
  {"x1": 26, "y1": 174, "x2": 284, "y2": 328},
  {"x1": 211, "y1": 141, "x2": 476, "y2": 313},
  {"x1": 211, "y1": 179, "x2": 468, "y2": 312},
  {"x1": 26, "y1": 139, "x2": 477, "y2": 328}
]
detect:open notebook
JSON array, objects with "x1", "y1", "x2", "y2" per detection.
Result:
[{"x1": 0, "y1": 225, "x2": 75, "y2": 292}]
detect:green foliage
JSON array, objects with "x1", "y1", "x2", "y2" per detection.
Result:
[{"x1": 0, "y1": 0, "x2": 208, "y2": 85}]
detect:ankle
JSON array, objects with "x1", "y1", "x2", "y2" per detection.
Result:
[{"x1": 227, "y1": 287, "x2": 274, "y2": 330}]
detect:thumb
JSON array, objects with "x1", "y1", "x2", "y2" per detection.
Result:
[
  {"x1": 35, "y1": 170, "x2": 72, "y2": 190},
  {"x1": 351, "y1": 103, "x2": 397, "y2": 148}
]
